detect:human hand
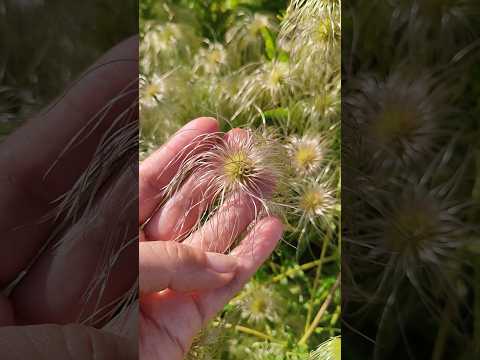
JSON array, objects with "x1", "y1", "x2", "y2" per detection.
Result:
[
  {"x1": 0, "y1": 37, "x2": 138, "y2": 359},
  {"x1": 139, "y1": 117, "x2": 283, "y2": 360}
]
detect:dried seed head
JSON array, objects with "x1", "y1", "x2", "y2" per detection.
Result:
[
  {"x1": 236, "y1": 282, "x2": 280, "y2": 324},
  {"x1": 223, "y1": 150, "x2": 253, "y2": 184},
  {"x1": 298, "y1": 182, "x2": 336, "y2": 223},
  {"x1": 288, "y1": 135, "x2": 327, "y2": 175},
  {"x1": 140, "y1": 74, "x2": 166, "y2": 109},
  {"x1": 233, "y1": 61, "x2": 293, "y2": 119},
  {"x1": 345, "y1": 70, "x2": 452, "y2": 172},
  {"x1": 193, "y1": 42, "x2": 227, "y2": 75},
  {"x1": 161, "y1": 127, "x2": 287, "y2": 247},
  {"x1": 288, "y1": 172, "x2": 338, "y2": 241}
]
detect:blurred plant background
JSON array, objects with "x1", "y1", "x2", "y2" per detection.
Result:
[
  {"x1": 140, "y1": 0, "x2": 341, "y2": 358},
  {"x1": 343, "y1": 0, "x2": 480, "y2": 359}
]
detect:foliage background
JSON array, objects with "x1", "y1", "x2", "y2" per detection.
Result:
[{"x1": 139, "y1": 0, "x2": 341, "y2": 359}]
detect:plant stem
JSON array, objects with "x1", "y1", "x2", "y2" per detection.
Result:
[
  {"x1": 304, "y1": 232, "x2": 331, "y2": 332},
  {"x1": 230, "y1": 324, "x2": 284, "y2": 344},
  {"x1": 298, "y1": 273, "x2": 340, "y2": 346},
  {"x1": 272, "y1": 256, "x2": 336, "y2": 283}
]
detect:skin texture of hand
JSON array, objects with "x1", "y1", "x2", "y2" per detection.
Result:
[
  {"x1": 139, "y1": 117, "x2": 284, "y2": 360},
  {"x1": 0, "y1": 37, "x2": 138, "y2": 359}
]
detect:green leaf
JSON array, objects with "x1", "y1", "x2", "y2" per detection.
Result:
[
  {"x1": 260, "y1": 27, "x2": 277, "y2": 60},
  {"x1": 264, "y1": 107, "x2": 289, "y2": 119}
]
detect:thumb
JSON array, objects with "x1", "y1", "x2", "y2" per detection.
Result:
[
  {"x1": 0, "y1": 324, "x2": 136, "y2": 360},
  {"x1": 139, "y1": 241, "x2": 238, "y2": 294}
]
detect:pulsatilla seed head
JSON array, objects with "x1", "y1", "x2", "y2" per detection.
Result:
[
  {"x1": 223, "y1": 150, "x2": 254, "y2": 184},
  {"x1": 160, "y1": 127, "x2": 287, "y2": 245},
  {"x1": 287, "y1": 135, "x2": 327, "y2": 175}
]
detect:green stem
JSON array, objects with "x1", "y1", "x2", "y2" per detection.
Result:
[
  {"x1": 272, "y1": 256, "x2": 335, "y2": 283},
  {"x1": 304, "y1": 234, "x2": 330, "y2": 332},
  {"x1": 231, "y1": 324, "x2": 285, "y2": 344},
  {"x1": 299, "y1": 273, "x2": 340, "y2": 346}
]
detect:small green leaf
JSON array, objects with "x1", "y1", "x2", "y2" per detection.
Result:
[
  {"x1": 260, "y1": 27, "x2": 276, "y2": 60},
  {"x1": 264, "y1": 107, "x2": 289, "y2": 119}
]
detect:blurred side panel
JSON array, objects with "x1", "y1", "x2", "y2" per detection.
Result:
[
  {"x1": 0, "y1": 1, "x2": 139, "y2": 359},
  {"x1": 342, "y1": 0, "x2": 480, "y2": 359}
]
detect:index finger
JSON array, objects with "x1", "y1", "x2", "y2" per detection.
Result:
[{"x1": 139, "y1": 117, "x2": 218, "y2": 224}]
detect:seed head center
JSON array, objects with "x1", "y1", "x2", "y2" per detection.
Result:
[
  {"x1": 145, "y1": 83, "x2": 161, "y2": 98},
  {"x1": 251, "y1": 297, "x2": 267, "y2": 314},
  {"x1": 300, "y1": 189, "x2": 324, "y2": 213},
  {"x1": 224, "y1": 150, "x2": 253, "y2": 183},
  {"x1": 296, "y1": 145, "x2": 318, "y2": 169}
]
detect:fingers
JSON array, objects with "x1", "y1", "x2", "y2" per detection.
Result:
[
  {"x1": 143, "y1": 171, "x2": 214, "y2": 241},
  {"x1": 0, "y1": 324, "x2": 136, "y2": 360},
  {"x1": 139, "y1": 241, "x2": 237, "y2": 294},
  {"x1": 103, "y1": 300, "x2": 138, "y2": 341},
  {"x1": 137, "y1": 216, "x2": 283, "y2": 360},
  {"x1": 139, "y1": 117, "x2": 219, "y2": 224},
  {"x1": 196, "y1": 217, "x2": 283, "y2": 322},
  {"x1": 184, "y1": 191, "x2": 258, "y2": 252}
]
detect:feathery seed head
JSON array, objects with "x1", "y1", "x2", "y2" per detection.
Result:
[
  {"x1": 288, "y1": 172, "x2": 338, "y2": 241},
  {"x1": 288, "y1": 135, "x2": 327, "y2": 175},
  {"x1": 226, "y1": 11, "x2": 277, "y2": 65},
  {"x1": 236, "y1": 282, "x2": 280, "y2": 324},
  {"x1": 161, "y1": 127, "x2": 287, "y2": 247},
  {"x1": 140, "y1": 74, "x2": 166, "y2": 109},
  {"x1": 345, "y1": 70, "x2": 451, "y2": 172},
  {"x1": 233, "y1": 61, "x2": 293, "y2": 119},
  {"x1": 298, "y1": 183, "x2": 336, "y2": 219},
  {"x1": 194, "y1": 42, "x2": 227, "y2": 76}
]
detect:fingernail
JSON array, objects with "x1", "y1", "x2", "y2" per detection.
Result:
[{"x1": 205, "y1": 252, "x2": 238, "y2": 273}]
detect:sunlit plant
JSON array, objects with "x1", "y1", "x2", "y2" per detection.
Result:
[{"x1": 140, "y1": 0, "x2": 341, "y2": 357}]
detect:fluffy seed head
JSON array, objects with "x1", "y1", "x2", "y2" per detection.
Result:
[
  {"x1": 288, "y1": 172, "x2": 338, "y2": 242},
  {"x1": 298, "y1": 182, "x2": 336, "y2": 220},
  {"x1": 288, "y1": 135, "x2": 327, "y2": 175},
  {"x1": 345, "y1": 70, "x2": 452, "y2": 172},
  {"x1": 233, "y1": 61, "x2": 293, "y2": 119},
  {"x1": 236, "y1": 282, "x2": 280, "y2": 324},
  {"x1": 193, "y1": 42, "x2": 227, "y2": 75},
  {"x1": 140, "y1": 74, "x2": 166, "y2": 109},
  {"x1": 161, "y1": 127, "x2": 286, "y2": 246}
]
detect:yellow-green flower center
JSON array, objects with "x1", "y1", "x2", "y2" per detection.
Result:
[
  {"x1": 374, "y1": 106, "x2": 418, "y2": 145},
  {"x1": 250, "y1": 297, "x2": 267, "y2": 314},
  {"x1": 300, "y1": 189, "x2": 324, "y2": 213},
  {"x1": 386, "y1": 206, "x2": 437, "y2": 252},
  {"x1": 208, "y1": 49, "x2": 222, "y2": 64},
  {"x1": 295, "y1": 145, "x2": 319, "y2": 170},
  {"x1": 223, "y1": 151, "x2": 253, "y2": 183},
  {"x1": 145, "y1": 83, "x2": 160, "y2": 98}
]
